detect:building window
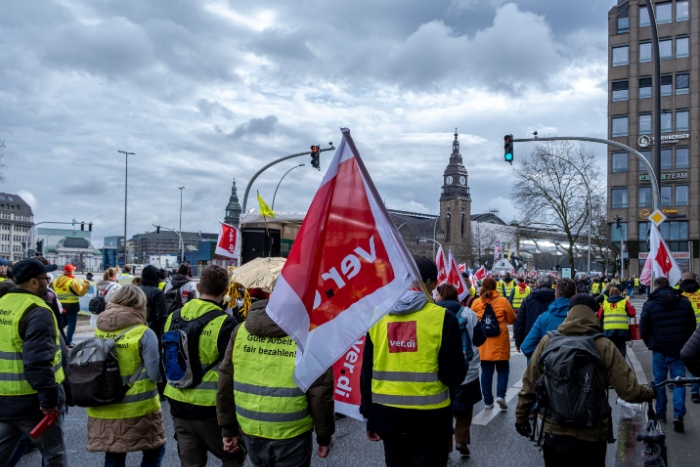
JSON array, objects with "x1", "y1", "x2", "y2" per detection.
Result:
[
  {"x1": 661, "y1": 148, "x2": 673, "y2": 170},
  {"x1": 461, "y1": 212, "x2": 465, "y2": 238},
  {"x1": 445, "y1": 213, "x2": 451, "y2": 243},
  {"x1": 612, "y1": 152, "x2": 628, "y2": 172},
  {"x1": 639, "y1": 77, "x2": 652, "y2": 98},
  {"x1": 676, "y1": 73, "x2": 689, "y2": 94},
  {"x1": 676, "y1": 0, "x2": 689, "y2": 21},
  {"x1": 617, "y1": 7, "x2": 629, "y2": 33},
  {"x1": 659, "y1": 38, "x2": 673, "y2": 59},
  {"x1": 612, "y1": 116, "x2": 629, "y2": 136},
  {"x1": 656, "y1": 2, "x2": 672, "y2": 23},
  {"x1": 638, "y1": 187, "x2": 652, "y2": 207},
  {"x1": 676, "y1": 110, "x2": 689, "y2": 131},
  {"x1": 661, "y1": 111, "x2": 672, "y2": 133},
  {"x1": 676, "y1": 147, "x2": 689, "y2": 169},
  {"x1": 639, "y1": 113, "x2": 652, "y2": 134},
  {"x1": 611, "y1": 222, "x2": 628, "y2": 242},
  {"x1": 676, "y1": 185, "x2": 689, "y2": 206},
  {"x1": 676, "y1": 37, "x2": 689, "y2": 58},
  {"x1": 639, "y1": 42, "x2": 652, "y2": 62},
  {"x1": 611, "y1": 188, "x2": 628, "y2": 208},
  {"x1": 612, "y1": 46, "x2": 629, "y2": 66},
  {"x1": 640, "y1": 6, "x2": 650, "y2": 26},
  {"x1": 661, "y1": 74, "x2": 673, "y2": 96},
  {"x1": 612, "y1": 80, "x2": 629, "y2": 101},
  {"x1": 661, "y1": 186, "x2": 672, "y2": 206}
]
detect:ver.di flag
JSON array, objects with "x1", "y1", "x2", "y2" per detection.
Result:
[
  {"x1": 214, "y1": 222, "x2": 240, "y2": 259},
  {"x1": 640, "y1": 223, "x2": 682, "y2": 286},
  {"x1": 474, "y1": 265, "x2": 486, "y2": 281},
  {"x1": 435, "y1": 245, "x2": 449, "y2": 285},
  {"x1": 447, "y1": 251, "x2": 470, "y2": 301},
  {"x1": 266, "y1": 128, "x2": 422, "y2": 391}
]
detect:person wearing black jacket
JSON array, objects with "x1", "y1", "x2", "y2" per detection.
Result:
[
  {"x1": 513, "y1": 275, "x2": 555, "y2": 352},
  {"x1": 360, "y1": 257, "x2": 466, "y2": 467},
  {"x1": 640, "y1": 276, "x2": 696, "y2": 432},
  {"x1": 140, "y1": 265, "x2": 168, "y2": 336}
]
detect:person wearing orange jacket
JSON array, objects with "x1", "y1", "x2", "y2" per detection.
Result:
[
  {"x1": 52, "y1": 264, "x2": 89, "y2": 347},
  {"x1": 471, "y1": 277, "x2": 516, "y2": 411}
]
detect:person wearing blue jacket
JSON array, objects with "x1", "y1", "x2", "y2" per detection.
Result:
[{"x1": 521, "y1": 278, "x2": 576, "y2": 359}]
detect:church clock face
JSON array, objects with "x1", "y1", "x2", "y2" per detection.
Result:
[
  {"x1": 459, "y1": 176, "x2": 466, "y2": 185},
  {"x1": 446, "y1": 175, "x2": 453, "y2": 185}
]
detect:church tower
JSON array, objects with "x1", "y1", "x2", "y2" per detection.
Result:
[
  {"x1": 439, "y1": 130, "x2": 472, "y2": 264},
  {"x1": 224, "y1": 179, "x2": 242, "y2": 226}
]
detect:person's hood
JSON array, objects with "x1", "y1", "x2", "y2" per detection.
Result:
[
  {"x1": 606, "y1": 295, "x2": 625, "y2": 304},
  {"x1": 141, "y1": 265, "x2": 161, "y2": 287},
  {"x1": 170, "y1": 274, "x2": 191, "y2": 289},
  {"x1": 679, "y1": 279, "x2": 700, "y2": 294},
  {"x1": 547, "y1": 297, "x2": 570, "y2": 317},
  {"x1": 531, "y1": 287, "x2": 555, "y2": 302},
  {"x1": 649, "y1": 286, "x2": 683, "y2": 306},
  {"x1": 244, "y1": 299, "x2": 287, "y2": 338},
  {"x1": 435, "y1": 299, "x2": 461, "y2": 315},
  {"x1": 558, "y1": 305, "x2": 602, "y2": 335},
  {"x1": 389, "y1": 289, "x2": 428, "y2": 315},
  {"x1": 97, "y1": 302, "x2": 146, "y2": 332}
]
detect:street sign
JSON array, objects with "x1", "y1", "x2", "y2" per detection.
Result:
[
  {"x1": 649, "y1": 209, "x2": 666, "y2": 226},
  {"x1": 561, "y1": 267, "x2": 572, "y2": 279}
]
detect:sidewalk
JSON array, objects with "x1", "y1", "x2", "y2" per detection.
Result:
[{"x1": 617, "y1": 295, "x2": 700, "y2": 466}]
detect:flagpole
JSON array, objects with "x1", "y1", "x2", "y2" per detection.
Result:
[{"x1": 341, "y1": 128, "x2": 433, "y2": 302}]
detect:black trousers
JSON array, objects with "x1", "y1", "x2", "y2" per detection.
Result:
[
  {"x1": 381, "y1": 433, "x2": 451, "y2": 467},
  {"x1": 542, "y1": 434, "x2": 606, "y2": 467}
]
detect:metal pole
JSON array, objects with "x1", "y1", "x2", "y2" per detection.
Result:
[
  {"x1": 272, "y1": 164, "x2": 304, "y2": 210},
  {"x1": 432, "y1": 215, "x2": 439, "y2": 258},
  {"x1": 118, "y1": 150, "x2": 135, "y2": 266},
  {"x1": 646, "y1": 1, "x2": 662, "y2": 194},
  {"x1": 178, "y1": 186, "x2": 185, "y2": 262}
]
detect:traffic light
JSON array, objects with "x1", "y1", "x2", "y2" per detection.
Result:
[
  {"x1": 156, "y1": 225, "x2": 161, "y2": 234},
  {"x1": 88, "y1": 222, "x2": 93, "y2": 232},
  {"x1": 310, "y1": 145, "x2": 320, "y2": 170},
  {"x1": 504, "y1": 134, "x2": 514, "y2": 165},
  {"x1": 36, "y1": 240, "x2": 43, "y2": 256},
  {"x1": 624, "y1": 258, "x2": 630, "y2": 268},
  {"x1": 80, "y1": 222, "x2": 85, "y2": 231},
  {"x1": 177, "y1": 254, "x2": 182, "y2": 263}
]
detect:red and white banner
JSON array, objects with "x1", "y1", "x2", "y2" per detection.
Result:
[
  {"x1": 214, "y1": 223, "x2": 240, "y2": 259},
  {"x1": 640, "y1": 223, "x2": 682, "y2": 286},
  {"x1": 447, "y1": 251, "x2": 470, "y2": 301},
  {"x1": 332, "y1": 336, "x2": 365, "y2": 420},
  {"x1": 458, "y1": 263, "x2": 466, "y2": 273},
  {"x1": 266, "y1": 128, "x2": 421, "y2": 391},
  {"x1": 474, "y1": 265, "x2": 486, "y2": 281},
  {"x1": 435, "y1": 245, "x2": 448, "y2": 285}
]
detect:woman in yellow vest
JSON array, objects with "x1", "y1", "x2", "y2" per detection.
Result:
[
  {"x1": 597, "y1": 287, "x2": 636, "y2": 358},
  {"x1": 86, "y1": 285, "x2": 166, "y2": 466}
]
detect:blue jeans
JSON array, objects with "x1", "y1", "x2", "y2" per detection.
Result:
[
  {"x1": 480, "y1": 360, "x2": 509, "y2": 406},
  {"x1": 652, "y1": 352, "x2": 686, "y2": 418},
  {"x1": 61, "y1": 302, "x2": 80, "y2": 345},
  {"x1": 104, "y1": 445, "x2": 165, "y2": 467},
  {"x1": 626, "y1": 287, "x2": 634, "y2": 297}
]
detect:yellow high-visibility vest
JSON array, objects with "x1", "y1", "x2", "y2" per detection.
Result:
[
  {"x1": 512, "y1": 286, "x2": 531, "y2": 310},
  {"x1": 591, "y1": 282, "x2": 601, "y2": 294},
  {"x1": 232, "y1": 324, "x2": 312, "y2": 440},
  {"x1": 602, "y1": 298, "x2": 629, "y2": 331},
  {"x1": 369, "y1": 303, "x2": 449, "y2": 410},
  {"x1": 0, "y1": 293, "x2": 65, "y2": 396},
  {"x1": 681, "y1": 290, "x2": 700, "y2": 327},
  {"x1": 87, "y1": 324, "x2": 160, "y2": 419},
  {"x1": 52, "y1": 276, "x2": 81, "y2": 304}
]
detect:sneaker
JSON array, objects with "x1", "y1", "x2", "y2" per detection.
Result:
[
  {"x1": 673, "y1": 416, "x2": 684, "y2": 433},
  {"x1": 456, "y1": 443, "x2": 470, "y2": 457},
  {"x1": 484, "y1": 404, "x2": 494, "y2": 410},
  {"x1": 691, "y1": 394, "x2": 700, "y2": 404},
  {"x1": 496, "y1": 397, "x2": 508, "y2": 410}
]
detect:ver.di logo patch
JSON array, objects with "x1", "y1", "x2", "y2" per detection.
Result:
[{"x1": 387, "y1": 321, "x2": 418, "y2": 353}]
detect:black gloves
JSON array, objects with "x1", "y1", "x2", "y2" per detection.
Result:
[
  {"x1": 515, "y1": 422, "x2": 532, "y2": 438},
  {"x1": 646, "y1": 382, "x2": 658, "y2": 400}
]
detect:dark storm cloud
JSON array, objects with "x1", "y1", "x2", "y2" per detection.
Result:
[{"x1": 226, "y1": 116, "x2": 279, "y2": 139}]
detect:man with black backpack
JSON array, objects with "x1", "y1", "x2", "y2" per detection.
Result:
[
  {"x1": 515, "y1": 294, "x2": 655, "y2": 466},
  {"x1": 162, "y1": 265, "x2": 241, "y2": 466}
]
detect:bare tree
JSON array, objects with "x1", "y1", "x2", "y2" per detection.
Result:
[
  {"x1": 590, "y1": 202, "x2": 617, "y2": 276},
  {"x1": 512, "y1": 142, "x2": 603, "y2": 274}
]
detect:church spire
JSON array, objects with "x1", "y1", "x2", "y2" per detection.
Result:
[
  {"x1": 450, "y1": 128, "x2": 463, "y2": 165},
  {"x1": 224, "y1": 179, "x2": 242, "y2": 225}
]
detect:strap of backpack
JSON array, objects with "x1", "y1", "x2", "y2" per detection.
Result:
[
  {"x1": 125, "y1": 362, "x2": 145, "y2": 388},
  {"x1": 113, "y1": 324, "x2": 142, "y2": 342}
]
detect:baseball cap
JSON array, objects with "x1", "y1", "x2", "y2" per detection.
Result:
[
  {"x1": 10, "y1": 258, "x2": 58, "y2": 284},
  {"x1": 63, "y1": 264, "x2": 76, "y2": 273}
]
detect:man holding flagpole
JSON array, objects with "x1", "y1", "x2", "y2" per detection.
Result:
[{"x1": 360, "y1": 257, "x2": 466, "y2": 467}]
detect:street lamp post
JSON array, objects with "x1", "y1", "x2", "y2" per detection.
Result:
[
  {"x1": 271, "y1": 164, "x2": 304, "y2": 210},
  {"x1": 118, "y1": 150, "x2": 135, "y2": 267},
  {"x1": 178, "y1": 186, "x2": 185, "y2": 262}
]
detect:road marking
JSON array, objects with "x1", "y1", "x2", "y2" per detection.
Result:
[
  {"x1": 626, "y1": 346, "x2": 647, "y2": 384},
  {"x1": 472, "y1": 386, "x2": 520, "y2": 425}
]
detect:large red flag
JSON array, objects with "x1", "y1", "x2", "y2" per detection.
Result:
[
  {"x1": 474, "y1": 265, "x2": 486, "y2": 281},
  {"x1": 435, "y1": 245, "x2": 448, "y2": 285},
  {"x1": 640, "y1": 223, "x2": 682, "y2": 286},
  {"x1": 266, "y1": 128, "x2": 421, "y2": 391},
  {"x1": 447, "y1": 251, "x2": 470, "y2": 301},
  {"x1": 214, "y1": 222, "x2": 240, "y2": 259}
]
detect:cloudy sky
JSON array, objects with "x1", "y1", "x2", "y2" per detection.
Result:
[{"x1": 0, "y1": 0, "x2": 614, "y2": 247}]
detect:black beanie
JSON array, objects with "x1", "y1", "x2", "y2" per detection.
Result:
[
  {"x1": 569, "y1": 293, "x2": 597, "y2": 312},
  {"x1": 141, "y1": 265, "x2": 161, "y2": 286}
]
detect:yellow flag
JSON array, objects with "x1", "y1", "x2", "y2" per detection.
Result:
[{"x1": 257, "y1": 192, "x2": 275, "y2": 218}]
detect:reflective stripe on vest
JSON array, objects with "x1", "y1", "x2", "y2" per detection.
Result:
[
  {"x1": 681, "y1": 290, "x2": 700, "y2": 326},
  {"x1": 52, "y1": 276, "x2": 80, "y2": 304},
  {"x1": 0, "y1": 293, "x2": 65, "y2": 396},
  {"x1": 369, "y1": 302, "x2": 450, "y2": 410},
  {"x1": 232, "y1": 325, "x2": 312, "y2": 440},
  {"x1": 163, "y1": 300, "x2": 228, "y2": 407},
  {"x1": 87, "y1": 324, "x2": 160, "y2": 419},
  {"x1": 512, "y1": 286, "x2": 530, "y2": 310},
  {"x1": 602, "y1": 298, "x2": 629, "y2": 331}
]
